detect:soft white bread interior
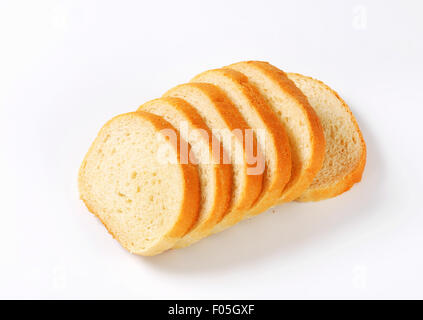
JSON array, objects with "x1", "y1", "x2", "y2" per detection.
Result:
[
  {"x1": 78, "y1": 111, "x2": 200, "y2": 255},
  {"x1": 287, "y1": 73, "x2": 366, "y2": 201},
  {"x1": 163, "y1": 82, "x2": 264, "y2": 232},
  {"x1": 139, "y1": 97, "x2": 232, "y2": 248},
  {"x1": 191, "y1": 68, "x2": 292, "y2": 220},
  {"x1": 227, "y1": 61, "x2": 325, "y2": 203}
]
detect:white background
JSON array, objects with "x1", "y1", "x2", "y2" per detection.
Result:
[{"x1": 1, "y1": 0, "x2": 422, "y2": 299}]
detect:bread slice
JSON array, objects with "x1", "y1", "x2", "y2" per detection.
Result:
[
  {"x1": 138, "y1": 97, "x2": 232, "y2": 248},
  {"x1": 191, "y1": 68, "x2": 292, "y2": 218},
  {"x1": 227, "y1": 61, "x2": 325, "y2": 203},
  {"x1": 163, "y1": 82, "x2": 264, "y2": 232},
  {"x1": 78, "y1": 111, "x2": 200, "y2": 255},
  {"x1": 287, "y1": 73, "x2": 366, "y2": 201}
]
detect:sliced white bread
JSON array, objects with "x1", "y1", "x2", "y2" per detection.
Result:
[
  {"x1": 227, "y1": 61, "x2": 325, "y2": 203},
  {"x1": 139, "y1": 97, "x2": 232, "y2": 248},
  {"x1": 78, "y1": 111, "x2": 200, "y2": 255},
  {"x1": 287, "y1": 73, "x2": 366, "y2": 201},
  {"x1": 163, "y1": 82, "x2": 264, "y2": 232},
  {"x1": 191, "y1": 68, "x2": 292, "y2": 218}
]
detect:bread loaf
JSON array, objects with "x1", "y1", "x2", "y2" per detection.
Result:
[{"x1": 78, "y1": 62, "x2": 367, "y2": 256}]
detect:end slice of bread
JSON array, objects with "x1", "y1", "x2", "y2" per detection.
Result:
[
  {"x1": 139, "y1": 97, "x2": 232, "y2": 248},
  {"x1": 287, "y1": 73, "x2": 366, "y2": 201},
  {"x1": 163, "y1": 82, "x2": 264, "y2": 232},
  {"x1": 227, "y1": 61, "x2": 325, "y2": 203},
  {"x1": 191, "y1": 68, "x2": 292, "y2": 219},
  {"x1": 78, "y1": 111, "x2": 200, "y2": 255}
]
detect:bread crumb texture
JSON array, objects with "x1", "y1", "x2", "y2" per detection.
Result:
[{"x1": 78, "y1": 112, "x2": 200, "y2": 255}]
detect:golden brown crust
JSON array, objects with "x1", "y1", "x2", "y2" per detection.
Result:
[
  {"x1": 78, "y1": 111, "x2": 201, "y2": 255},
  {"x1": 163, "y1": 83, "x2": 264, "y2": 219},
  {"x1": 191, "y1": 69, "x2": 292, "y2": 217},
  {"x1": 227, "y1": 61, "x2": 326, "y2": 202},
  {"x1": 287, "y1": 74, "x2": 367, "y2": 202},
  {"x1": 138, "y1": 97, "x2": 232, "y2": 241}
]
